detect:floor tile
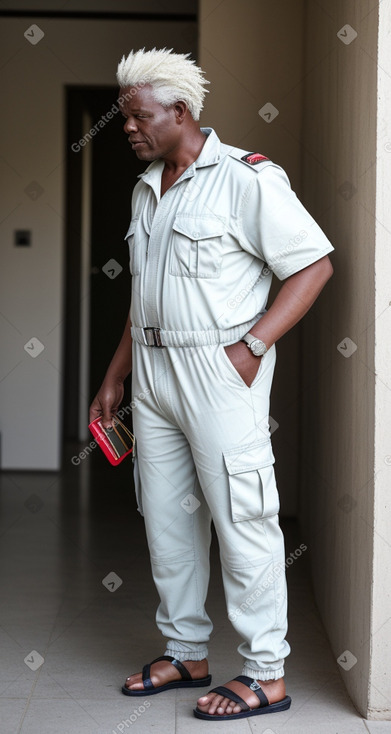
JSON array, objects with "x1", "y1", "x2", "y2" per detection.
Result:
[
  {"x1": 18, "y1": 696, "x2": 176, "y2": 734},
  {"x1": 365, "y1": 722, "x2": 391, "y2": 732},
  {"x1": 0, "y1": 699, "x2": 30, "y2": 734},
  {"x1": 249, "y1": 720, "x2": 368, "y2": 733},
  {"x1": 0, "y1": 451, "x2": 389, "y2": 733}
]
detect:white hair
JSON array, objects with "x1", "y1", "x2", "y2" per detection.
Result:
[{"x1": 116, "y1": 47, "x2": 209, "y2": 121}]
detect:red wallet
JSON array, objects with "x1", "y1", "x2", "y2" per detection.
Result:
[{"x1": 88, "y1": 415, "x2": 134, "y2": 466}]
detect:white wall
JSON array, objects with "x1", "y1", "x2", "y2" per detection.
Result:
[{"x1": 0, "y1": 13, "x2": 196, "y2": 469}]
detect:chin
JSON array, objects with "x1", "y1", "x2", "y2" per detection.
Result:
[{"x1": 135, "y1": 150, "x2": 156, "y2": 162}]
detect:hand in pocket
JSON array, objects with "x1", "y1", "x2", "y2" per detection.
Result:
[{"x1": 224, "y1": 341, "x2": 263, "y2": 388}]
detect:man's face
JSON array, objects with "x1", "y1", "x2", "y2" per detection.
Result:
[{"x1": 118, "y1": 85, "x2": 180, "y2": 161}]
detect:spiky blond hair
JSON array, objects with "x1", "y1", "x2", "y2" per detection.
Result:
[{"x1": 116, "y1": 47, "x2": 209, "y2": 121}]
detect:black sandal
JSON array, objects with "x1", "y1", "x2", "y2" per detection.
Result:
[
  {"x1": 122, "y1": 655, "x2": 212, "y2": 696},
  {"x1": 193, "y1": 675, "x2": 291, "y2": 720}
]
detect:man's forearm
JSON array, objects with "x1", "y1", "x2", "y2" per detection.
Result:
[
  {"x1": 251, "y1": 255, "x2": 334, "y2": 349},
  {"x1": 105, "y1": 312, "x2": 133, "y2": 382}
]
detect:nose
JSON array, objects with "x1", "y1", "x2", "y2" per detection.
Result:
[{"x1": 123, "y1": 116, "x2": 138, "y2": 134}]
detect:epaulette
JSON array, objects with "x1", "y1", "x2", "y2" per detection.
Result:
[{"x1": 228, "y1": 149, "x2": 272, "y2": 170}]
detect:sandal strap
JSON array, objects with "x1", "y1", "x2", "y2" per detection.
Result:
[
  {"x1": 141, "y1": 655, "x2": 192, "y2": 690},
  {"x1": 234, "y1": 676, "x2": 269, "y2": 707},
  {"x1": 208, "y1": 686, "x2": 250, "y2": 712},
  {"x1": 163, "y1": 656, "x2": 192, "y2": 681}
]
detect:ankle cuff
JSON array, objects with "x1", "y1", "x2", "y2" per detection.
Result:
[
  {"x1": 242, "y1": 664, "x2": 284, "y2": 681},
  {"x1": 164, "y1": 643, "x2": 208, "y2": 662}
]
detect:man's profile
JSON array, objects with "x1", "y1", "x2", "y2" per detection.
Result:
[{"x1": 89, "y1": 47, "x2": 334, "y2": 721}]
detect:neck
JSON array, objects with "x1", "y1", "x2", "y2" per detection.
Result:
[{"x1": 162, "y1": 128, "x2": 207, "y2": 172}]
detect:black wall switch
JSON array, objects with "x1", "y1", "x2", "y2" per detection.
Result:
[{"x1": 15, "y1": 230, "x2": 31, "y2": 246}]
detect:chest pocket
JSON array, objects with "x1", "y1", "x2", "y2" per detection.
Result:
[
  {"x1": 124, "y1": 218, "x2": 141, "y2": 276},
  {"x1": 169, "y1": 215, "x2": 225, "y2": 279}
]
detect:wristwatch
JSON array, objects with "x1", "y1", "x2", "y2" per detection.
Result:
[{"x1": 241, "y1": 332, "x2": 268, "y2": 357}]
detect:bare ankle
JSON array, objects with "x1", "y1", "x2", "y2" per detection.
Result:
[{"x1": 183, "y1": 659, "x2": 208, "y2": 672}]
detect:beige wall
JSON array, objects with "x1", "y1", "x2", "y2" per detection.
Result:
[
  {"x1": 0, "y1": 14, "x2": 196, "y2": 469},
  {"x1": 300, "y1": 0, "x2": 391, "y2": 719},
  {"x1": 200, "y1": 0, "x2": 391, "y2": 719},
  {"x1": 370, "y1": 0, "x2": 391, "y2": 716},
  {"x1": 199, "y1": 0, "x2": 306, "y2": 517}
]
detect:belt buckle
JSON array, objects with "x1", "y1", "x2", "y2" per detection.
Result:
[{"x1": 144, "y1": 327, "x2": 163, "y2": 347}]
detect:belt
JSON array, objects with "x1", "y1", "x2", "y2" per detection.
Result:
[{"x1": 131, "y1": 315, "x2": 263, "y2": 348}]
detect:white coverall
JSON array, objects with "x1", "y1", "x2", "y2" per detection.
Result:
[{"x1": 125, "y1": 128, "x2": 334, "y2": 680}]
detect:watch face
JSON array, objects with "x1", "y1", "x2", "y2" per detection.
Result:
[{"x1": 250, "y1": 340, "x2": 266, "y2": 356}]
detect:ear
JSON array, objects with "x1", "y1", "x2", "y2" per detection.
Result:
[{"x1": 173, "y1": 100, "x2": 188, "y2": 124}]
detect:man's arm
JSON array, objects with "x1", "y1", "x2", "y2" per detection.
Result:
[
  {"x1": 224, "y1": 255, "x2": 333, "y2": 387},
  {"x1": 89, "y1": 311, "x2": 133, "y2": 428}
]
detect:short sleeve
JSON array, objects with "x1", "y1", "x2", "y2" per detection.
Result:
[{"x1": 240, "y1": 163, "x2": 335, "y2": 280}]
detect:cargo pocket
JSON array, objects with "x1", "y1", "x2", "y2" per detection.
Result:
[
  {"x1": 223, "y1": 439, "x2": 280, "y2": 522},
  {"x1": 169, "y1": 214, "x2": 225, "y2": 278},
  {"x1": 124, "y1": 218, "x2": 141, "y2": 276},
  {"x1": 132, "y1": 440, "x2": 144, "y2": 516}
]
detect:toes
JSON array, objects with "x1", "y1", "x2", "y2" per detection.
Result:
[
  {"x1": 216, "y1": 696, "x2": 231, "y2": 715},
  {"x1": 197, "y1": 693, "x2": 244, "y2": 717},
  {"x1": 197, "y1": 693, "x2": 215, "y2": 707},
  {"x1": 125, "y1": 678, "x2": 144, "y2": 690},
  {"x1": 197, "y1": 693, "x2": 212, "y2": 703},
  {"x1": 227, "y1": 702, "x2": 242, "y2": 714},
  {"x1": 212, "y1": 696, "x2": 231, "y2": 716},
  {"x1": 124, "y1": 673, "x2": 143, "y2": 690},
  {"x1": 198, "y1": 677, "x2": 260, "y2": 718},
  {"x1": 197, "y1": 693, "x2": 224, "y2": 715},
  {"x1": 208, "y1": 695, "x2": 224, "y2": 715}
]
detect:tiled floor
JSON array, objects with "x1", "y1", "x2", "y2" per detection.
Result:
[{"x1": 0, "y1": 443, "x2": 390, "y2": 734}]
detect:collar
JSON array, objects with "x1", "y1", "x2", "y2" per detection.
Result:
[
  {"x1": 193, "y1": 127, "x2": 222, "y2": 168},
  {"x1": 137, "y1": 128, "x2": 224, "y2": 194}
]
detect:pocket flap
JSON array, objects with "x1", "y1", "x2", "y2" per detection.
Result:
[
  {"x1": 124, "y1": 218, "x2": 138, "y2": 240},
  {"x1": 223, "y1": 439, "x2": 275, "y2": 475},
  {"x1": 172, "y1": 215, "x2": 225, "y2": 240}
]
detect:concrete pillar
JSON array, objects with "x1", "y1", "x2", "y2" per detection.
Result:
[{"x1": 200, "y1": 0, "x2": 391, "y2": 718}]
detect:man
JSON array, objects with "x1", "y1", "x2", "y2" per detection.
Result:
[{"x1": 89, "y1": 48, "x2": 334, "y2": 721}]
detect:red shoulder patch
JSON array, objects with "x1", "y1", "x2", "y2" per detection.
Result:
[{"x1": 241, "y1": 152, "x2": 269, "y2": 165}]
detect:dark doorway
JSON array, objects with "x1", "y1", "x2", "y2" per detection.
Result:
[{"x1": 62, "y1": 86, "x2": 146, "y2": 448}]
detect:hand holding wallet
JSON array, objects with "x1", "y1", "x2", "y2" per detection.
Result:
[{"x1": 88, "y1": 414, "x2": 134, "y2": 466}]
